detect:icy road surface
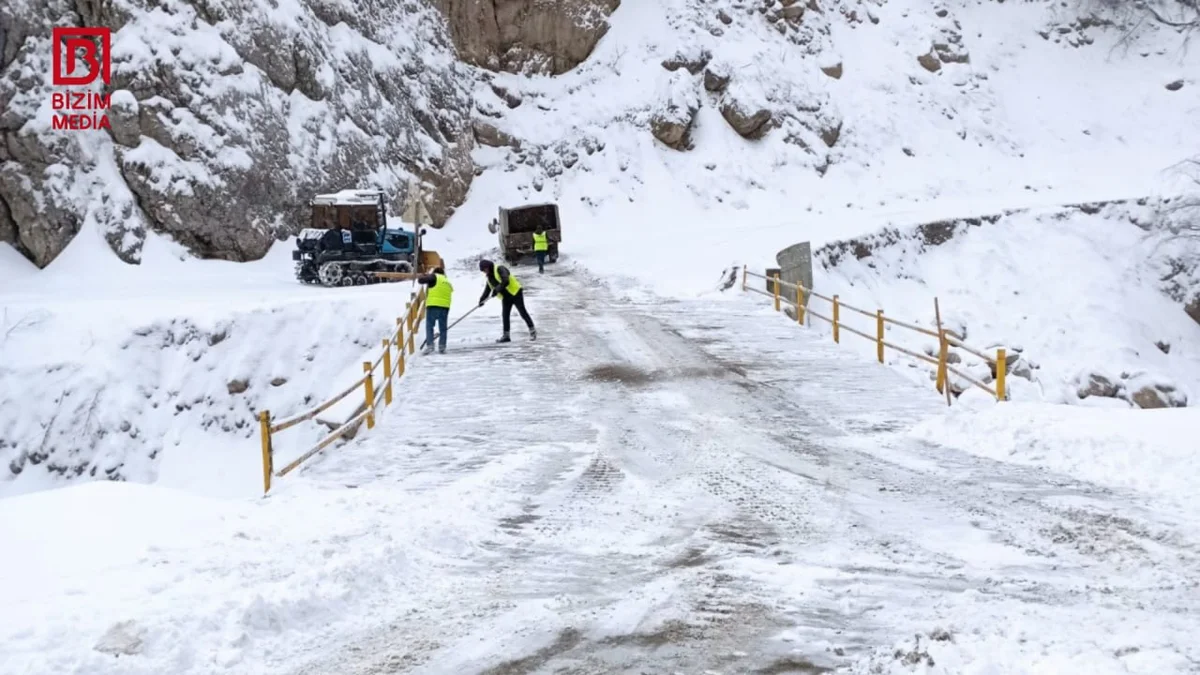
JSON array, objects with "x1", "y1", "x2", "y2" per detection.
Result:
[{"x1": 283, "y1": 263, "x2": 1199, "y2": 674}]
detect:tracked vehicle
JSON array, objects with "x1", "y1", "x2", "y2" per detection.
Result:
[{"x1": 293, "y1": 189, "x2": 440, "y2": 286}]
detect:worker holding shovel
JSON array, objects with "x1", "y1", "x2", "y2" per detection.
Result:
[{"x1": 417, "y1": 266, "x2": 453, "y2": 354}]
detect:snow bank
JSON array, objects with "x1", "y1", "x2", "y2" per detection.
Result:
[
  {"x1": 811, "y1": 200, "x2": 1200, "y2": 406},
  {"x1": 0, "y1": 243, "x2": 38, "y2": 283},
  {"x1": 847, "y1": 601, "x2": 1198, "y2": 675},
  {"x1": 0, "y1": 476, "x2": 437, "y2": 675},
  {"x1": 0, "y1": 226, "x2": 415, "y2": 497},
  {"x1": 909, "y1": 402, "x2": 1200, "y2": 510}
]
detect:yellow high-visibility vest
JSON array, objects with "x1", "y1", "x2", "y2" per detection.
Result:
[
  {"x1": 533, "y1": 232, "x2": 549, "y2": 252},
  {"x1": 427, "y1": 273, "x2": 453, "y2": 308},
  {"x1": 494, "y1": 267, "x2": 521, "y2": 294}
]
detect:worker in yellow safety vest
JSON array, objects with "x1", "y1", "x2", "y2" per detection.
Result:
[
  {"x1": 478, "y1": 259, "x2": 536, "y2": 343},
  {"x1": 417, "y1": 266, "x2": 453, "y2": 354},
  {"x1": 532, "y1": 228, "x2": 549, "y2": 273}
]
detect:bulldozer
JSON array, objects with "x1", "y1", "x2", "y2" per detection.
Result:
[{"x1": 292, "y1": 186, "x2": 442, "y2": 286}]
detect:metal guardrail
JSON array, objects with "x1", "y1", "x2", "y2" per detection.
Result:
[
  {"x1": 255, "y1": 287, "x2": 428, "y2": 494},
  {"x1": 743, "y1": 268, "x2": 1008, "y2": 403}
]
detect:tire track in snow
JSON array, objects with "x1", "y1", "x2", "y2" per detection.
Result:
[{"x1": 288, "y1": 263, "x2": 1200, "y2": 674}]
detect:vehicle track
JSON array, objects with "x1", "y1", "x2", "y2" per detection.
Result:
[{"x1": 287, "y1": 263, "x2": 1200, "y2": 674}]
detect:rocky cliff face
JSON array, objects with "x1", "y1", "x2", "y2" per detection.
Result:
[
  {"x1": 0, "y1": 0, "x2": 477, "y2": 267},
  {"x1": 435, "y1": 0, "x2": 620, "y2": 75}
]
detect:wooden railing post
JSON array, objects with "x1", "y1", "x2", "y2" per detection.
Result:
[
  {"x1": 796, "y1": 285, "x2": 804, "y2": 324},
  {"x1": 363, "y1": 362, "x2": 376, "y2": 429},
  {"x1": 772, "y1": 272, "x2": 781, "y2": 312},
  {"x1": 936, "y1": 330, "x2": 949, "y2": 395},
  {"x1": 382, "y1": 339, "x2": 393, "y2": 405},
  {"x1": 876, "y1": 310, "x2": 884, "y2": 363},
  {"x1": 741, "y1": 266, "x2": 747, "y2": 291},
  {"x1": 258, "y1": 410, "x2": 273, "y2": 494},
  {"x1": 395, "y1": 318, "x2": 406, "y2": 377},
  {"x1": 832, "y1": 295, "x2": 840, "y2": 343},
  {"x1": 406, "y1": 299, "x2": 417, "y2": 355},
  {"x1": 996, "y1": 349, "x2": 1007, "y2": 402}
]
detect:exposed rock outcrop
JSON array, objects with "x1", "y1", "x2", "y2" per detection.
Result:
[
  {"x1": 1131, "y1": 383, "x2": 1188, "y2": 408},
  {"x1": 650, "y1": 70, "x2": 701, "y2": 151},
  {"x1": 1, "y1": 0, "x2": 476, "y2": 268},
  {"x1": 434, "y1": 0, "x2": 620, "y2": 75},
  {"x1": 1078, "y1": 373, "x2": 1120, "y2": 399}
]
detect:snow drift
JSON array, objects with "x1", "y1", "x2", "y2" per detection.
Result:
[{"x1": 0, "y1": 226, "x2": 411, "y2": 497}]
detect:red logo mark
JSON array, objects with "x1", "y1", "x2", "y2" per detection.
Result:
[{"x1": 52, "y1": 27, "x2": 111, "y2": 86}]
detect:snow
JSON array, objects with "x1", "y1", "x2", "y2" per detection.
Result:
[
  {"x1": 909, "y1": 402, "x2": 1200, "y2": 515},
  {"x1": 310, "y1": 188, "x2": 385, "y2": 206},
  {"x1": 8, "y1": 270, "x2": 1197, "y2": 674},
  {"x1": 0, "y1": 223, "x2": 417, "y2": 498},
  {"x1": 3, "y1": 0, "x2": 1200, "y2": 672},
  {"x1": 0, "y1": 243, "x2": 39, "y2": 283}
]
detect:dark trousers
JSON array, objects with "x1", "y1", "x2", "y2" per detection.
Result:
[
  {"x1": 501, "y1": 290, "x2": 534, "y2": 333},
  {"x1": 535, "y1": 251, "x2": 547, "y2": 272},
  {"x1": 425, "y1": 306, "x2": 449, "y2": 350}
]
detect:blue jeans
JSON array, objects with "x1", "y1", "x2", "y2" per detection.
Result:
[
  {"x1": 535, "y1": 251, "x2": 547, "y2": 272},
  {"x1": 425, "y1": 306, "x2": 449, "y2": 350}
]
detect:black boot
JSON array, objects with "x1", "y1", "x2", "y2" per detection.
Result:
[
  {"x1": 496, "y1": 332, "x2": 511, "y2": 343},
  {"x1": 529, "y1": 327, "x2": 537, "y2": 340}
]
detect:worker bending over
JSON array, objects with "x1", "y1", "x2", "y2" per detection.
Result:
[{"x1": 478, "y1": 259, "x2": 536, "y2": 343}]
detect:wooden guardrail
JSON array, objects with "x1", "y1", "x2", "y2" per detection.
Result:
[
  {"x1": 254, "y1": 287, "x2": 428, "y2": 494},
  {"x1": 742, "y1": 269, "x2": 1008, "y2": 403}
]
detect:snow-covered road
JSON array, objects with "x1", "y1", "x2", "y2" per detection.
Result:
[
  {"x1": 4, "y1": 260, "x2": 1196, "y2": 674},
  {"x1": 279, "y1": 262, "x2": 1199, "y2": 674}
]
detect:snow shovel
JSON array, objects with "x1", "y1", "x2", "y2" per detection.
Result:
[{"x1": 419, "y1": 301, "x2": 486, "y2": 350}]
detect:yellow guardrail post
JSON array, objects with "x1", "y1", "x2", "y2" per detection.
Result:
[
  {"x1": 363, "y1": 362, "x2": 376, "y2": 429},
  {"x1": 796, "y1": 285, "x2": 805, "y2": 325},
  {"x1": 772, "y1": 272, "x2": 781, "y2": 311},
  {"x1": 258, "y1": 410, "x2": 273, "y2": 494},
  {"x1": 936, "y1": 330, "x2": 949, "y2": 394},
  {"x1": 382, "y1": 339, "x2": 393, "y2": 405},
  {"x1": 876, "y1": 310, "x2": 884, "y2": 363},
  {"x1": 406, "y1": 296, "x2": 417, "y2": 355},
  {"x1": 832, "y1": 295, "x2": 840, "y2": 343},
  {"x1": 996, "y1": 348, "x2": 1007, "y2": 402},
  {"x1": 396, "y1": 318, "x2": 407, "y2": 377}
]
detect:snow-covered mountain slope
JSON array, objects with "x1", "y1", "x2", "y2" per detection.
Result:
[
  {"x1": 449, "y1": 0, "x2": 1200, "y2": 398},
  {"x1": 0, "y1": 225, "x2": 414, "y2": 497}
]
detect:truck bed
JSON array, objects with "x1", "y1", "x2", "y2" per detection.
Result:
[{"x1": 504, "y1": 204, "x2": 559, "y2": 234}]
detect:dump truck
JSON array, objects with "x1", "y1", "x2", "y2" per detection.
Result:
[
  {"x1": 293, "y1": 188, "x2": 442, "y2": 286},
  {"x1": 488, "y1": 202, "x2": 561, "y2": 265}
]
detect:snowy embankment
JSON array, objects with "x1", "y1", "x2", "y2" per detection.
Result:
[
  {"x1": 0, "y1": 226, "x2": 407, "y2": 497},
  {"x1": 910, "y1": 402, "x2": 1200, "y2": 513},
  {"x1": 808, "y1": 199, "x2": 1200, "y2": 407}
]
